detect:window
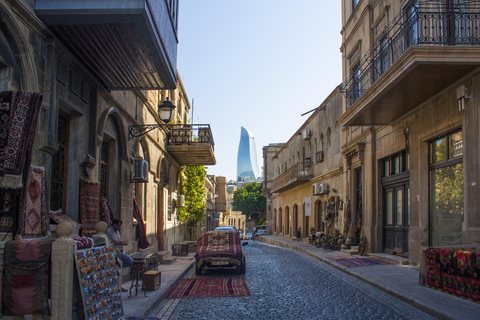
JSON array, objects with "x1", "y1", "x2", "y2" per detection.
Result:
[
  {"x1": 429, "y1": 129, "x2": 464, "y2": 246},
  {"x1": 50, "y1": 113, "x2": 69, "y2": 211},
  {"x1": 327, "y1": 128, "x2": 332, "y2": 158},
  {"x1": 382, "y1": 150, "x2": 409, "y2": 178}
]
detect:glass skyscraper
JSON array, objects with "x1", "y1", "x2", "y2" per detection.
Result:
[{"x1": 237, "y1": 126, "x2": 261, "y2": 182}]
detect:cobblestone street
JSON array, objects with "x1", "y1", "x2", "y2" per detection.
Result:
[{"x1": 149, "y1": 242, "x2": 434, "y2": 320}]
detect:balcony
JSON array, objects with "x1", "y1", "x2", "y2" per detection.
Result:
[
  {"x1": 167, "y1": 124, "x2": 216, "y2": 166},
  {"x1": 35, "y1": 0, "x2": 178, "y2": 90},
  {"x1": 341, "y1": 6, "x2": 480, "y2": 126},
  {"x1": 271, "y1": 162, "x2": 313, "y2": 193}
]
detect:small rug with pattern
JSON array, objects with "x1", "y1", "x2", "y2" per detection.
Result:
[
  {"x1": 176, "y1": 257, "x2": 195, "y2": 261},
  {"x1": 124, "y1": 317, "x2": 161, "y2": 320},
  {"x1": 79, "y1": 179, "x2": 100, "y2": 237},
  {"x1": 50, "y1": 209, "x2": 82, "y2": 237},
  {"x1": 18, "y1": 166, "x2": 49, "y2": 238},
  {"x1": 166, "y1": 277, "x2": 250, "y2": 299},
  {"x1": 330, "y1": 257, "x2": 393, "y2": 268}
]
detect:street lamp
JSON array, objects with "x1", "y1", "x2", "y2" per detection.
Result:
[{"x1": 129, "y1": 98, "x2": 176, "y2": 138}]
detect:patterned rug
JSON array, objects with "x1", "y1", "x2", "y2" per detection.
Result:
[
  {"x1": 18, "y1": 166, "x2": 49, "y2": 238},
  {"x1": 3, "y1": 238, "x2": 53, "y2": 316},
  {"x1": 176, "y1": 257, "x2": 195, "y2": 261},
  {"x1": 166, "y1": 277, "x2": 251, "y2": 299},
  {"x1": 124, "y1": 317, "x2": 161, "y2": 320},
  {"x1": 330, "y1": 257, "x2": 393, "y2": 268},
  {"x1": 0, "y1": 90, "x2": 43, "y2": 189},
  {"x1": 50, "y1": 209, "x2": 82, "y2": 237},
  {"x1": 133, "y1": 197, "x2": 150, "y2": 249},
  {"x1": 79, "y1": 179, "x2": 100, "y2": 237}
]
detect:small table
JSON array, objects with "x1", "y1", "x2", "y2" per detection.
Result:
[{"x1": 129, "y1": 260, "x2": 147, "y2": 297}]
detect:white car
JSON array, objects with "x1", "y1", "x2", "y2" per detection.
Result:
[{"x1": 245, "y1": 232, "x2": 253, "y2": 240}]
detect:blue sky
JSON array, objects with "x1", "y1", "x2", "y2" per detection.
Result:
[{"x1": 177, "y1": 1, "x2": 342, "y2": 181}]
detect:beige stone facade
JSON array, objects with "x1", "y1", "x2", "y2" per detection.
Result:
[
  {"x1": 265, "y1": 0, "x2": 480, "y2": 267},
  {"x1": 264, "y1": 88, "x2": 345, "y2": 241}
]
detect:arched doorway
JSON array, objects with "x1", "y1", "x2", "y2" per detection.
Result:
[
  {"x1": 285, "y1": 206, "x2": 290, "y2": 236},
  {"x1": 273, "y1": 209, "x2": 277, "y2": 233},
  {"x1": 157, "y1": 158, "x2": 168, "y2": 250},
  {"x1": 278, "y1": 208, "x2": 283, "y2": 235},
  {"x1": 293, "y1": 204, "x2": 298, "y2": 237}
]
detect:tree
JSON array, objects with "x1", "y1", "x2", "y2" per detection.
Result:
[
  {"x1": 232, "y1": 182, "x2": 266, "y2": 221},
  {"x1": 177, "y1": 166, "x2": 206, "y2": 226}
]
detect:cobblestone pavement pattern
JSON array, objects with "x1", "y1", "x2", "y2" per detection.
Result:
[{"x1": 149, "y1": 242, "x2": 435, "y2": 320}]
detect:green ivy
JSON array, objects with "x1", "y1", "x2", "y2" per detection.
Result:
[{"x1": 177, "y1": 165, "x2": 207, "y2": 226}]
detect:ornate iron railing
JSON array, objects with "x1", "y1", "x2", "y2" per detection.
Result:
[
  {"x1": 342, "y1": 6, "x2": 480, "y2": 109},
  {"x1": 271, "y1": 162, "x2": 313, "y2": 192},
  {"x1": 167, "y1": 124, "x2": 215, "y2": 149}
]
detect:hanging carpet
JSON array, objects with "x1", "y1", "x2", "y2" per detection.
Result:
[
  {"x1": 3, "y1": 238, "x2": 53, "y2": 316},
  {"x1": 18, "y1": 166, "x2": 49, "y2": 238},
  {"x1": 0, "y1": 90, "x2": 43, "y2": 189},
  {"x1": 166, "y1": 277, "x2": 251, "y2": 299},
  {"x1": 79, "y1": 179, "x2": 100, "y2": 237},
  {"x1": 50, "y1": 209, "x2": 82, "y2": 237},
  {"x1": 99, "y1": 194, "x2": 115, "y2": 226},
  {"x1": 133, "y1": 197, "x2": 150, "y2": 249}
]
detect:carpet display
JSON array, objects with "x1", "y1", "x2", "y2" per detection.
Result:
[
  {"x1": 49, "y1": 209, "x2": 81, "y2": 237},
  {"x1": 18, "y1": 166, "x2": 49, "y2": 238},
  {"x1": 3, "y1": 238, "x2": 53, "y2": 316},
  {"x1": 166, "y1": 277, "x2": 251, "y2": 299},
  {"x1": 426, "y1": 248, "x2": 480, "y2": 300},
  {"x1": 73, "y1": 237, "x2": 93, "y2": 250},
  {"x1": 196, "y1": 231, "x2": 243, "y2": 262},
  {"x1": 332, "y1": 257, "x2": 393, "y2": 268},
  {"x1": 0, "y1": 90, "x2": 43, "y2": 189},
  {"x1": 79, "y1": 179, "x2": 100, "y2": 237},
  {"x1": 99, "y1": 194, "x2": 115, "y2": 226},
  {"x1": 125, "y1": 317, "x2": 161, "y2": 320},
  {"x1": 133, "y1": 197, "x2": 150, "y2": 249}
]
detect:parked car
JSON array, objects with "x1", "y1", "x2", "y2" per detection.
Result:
[
  {"x1": 215, "y1": 225, "x2": 237, "y2": 232},
  {"x1": 239, "y1": 230, "x2": 243, "y2": 239},
  {"x1": 195, "y1": 230, "x2": 246, "y2": 275},
  {"x1": 245, "y1": 232, "x2": 253, "y2": 240},
  {"x1": 254, "y1": 229, "x2": 266, "y2": 240}
]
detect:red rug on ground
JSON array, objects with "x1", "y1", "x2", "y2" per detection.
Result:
[
  {"x1": 166, "y1": 277, "x2": 251, "y2": 299},
  {"x1": 330, "y1": 257, "x2": 393, "y2": 268}
]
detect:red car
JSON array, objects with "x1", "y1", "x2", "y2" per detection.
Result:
[{"x1": 195, "y1": 231, "x2": 246, "y2": 275}]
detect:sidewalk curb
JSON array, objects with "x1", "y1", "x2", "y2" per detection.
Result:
[
  {"x1": 134, "y1": 261, "x2": 195, "y2": 317},
  {"x1": 259, "y1": 237, "x2": 454, "y2": 320}
]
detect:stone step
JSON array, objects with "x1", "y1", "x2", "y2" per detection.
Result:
[
  {"x1": 162, "y1": 256, "x2": 177, "y2": 264},
  {"x1": 340, "y1": 248, "x2": 359, "y2": 255},
  {"x1": 369, "y1": 252, "x2": 409, "y2": 265}
]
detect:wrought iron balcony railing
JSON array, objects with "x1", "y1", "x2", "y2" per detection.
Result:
[
  {"x1": 167, "y1": 124, "x2": 215, "y2": 148},
  {"x1": 271, "y1": 162, "x2": 313, "y2": 193},
  {"x1": 342, "y1": 6, "x2": 480, "y2": 109}
]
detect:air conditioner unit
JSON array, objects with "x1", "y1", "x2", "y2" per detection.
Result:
[
  {"x1": 313, "y1": 183, "x2": 329, "y2": 195},
  {"x1": 302, "y1": 129, "x2": 311, "y2": 140},
  {"x1": 132, "y1": 158, "x2": 149, "y2": 182}
]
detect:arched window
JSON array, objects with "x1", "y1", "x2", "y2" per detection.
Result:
[
  {"x1": 320, "y1": 134, "x2": 324, "y2": 152},
  {"x1": 335, "y1": 121, "x2": 341, "y2": 154},
  {"x1": 327, "y1": 128, "x2": 332, "y2": 158}
]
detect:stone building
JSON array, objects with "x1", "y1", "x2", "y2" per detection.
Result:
[
  {"x1": 0, "y1": 1, "x2": 216, "y2": 317},
  {"x1": 265, "y1": 88, "x2": 345, "y2": 240},
  {"x1": 339, "y1": 0, "x2": 480, "y2": 265}
]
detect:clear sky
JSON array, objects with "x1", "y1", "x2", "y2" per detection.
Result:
[{"x1": 177, "y1": 1, "x2": 342, "y2": 181}]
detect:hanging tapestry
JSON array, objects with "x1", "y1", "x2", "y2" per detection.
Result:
[
  {"x1": 79, "y1": 179, "x2": 100, "y2": 237},
  {"x1": 0, "y1": 91, "x2": 43, "y2": 189},
  {"x1": 99, "y1": 194, "x2": 115, "y2": 226},
  {"x1": 50, "y1": 209, "x2": 82, "y2": 237},
  {"x1": 355, "y1": 199, "x2": 362, "y2": 235},
  {"x1": 3, "y1": 238, "x2": 53, "y2": 316},
  {"x1": 18, "y1": 166, "x2": 49, "y2": 238},
  {"x1": 133, "y1": 197, "x2": 150, "y2": 249}
]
